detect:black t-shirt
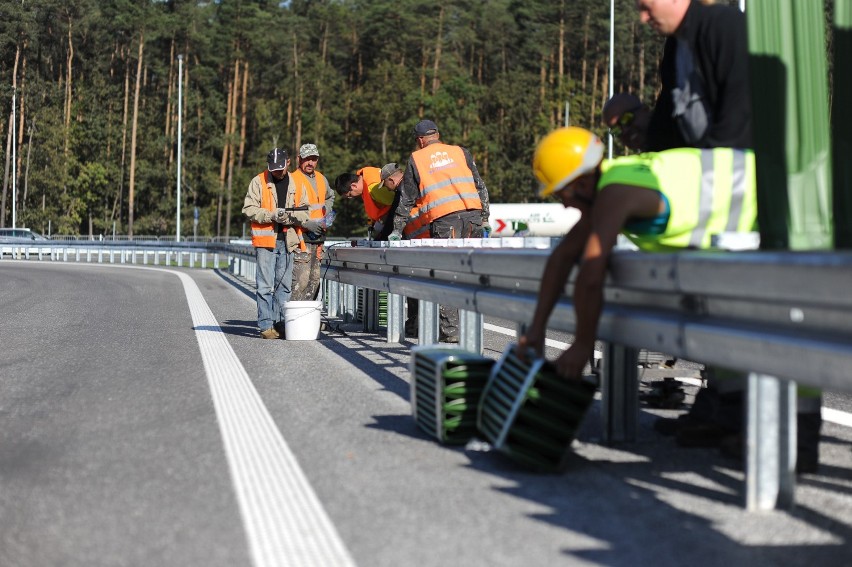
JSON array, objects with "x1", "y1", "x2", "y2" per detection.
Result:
[{"x1": 273, "y1": 173, "x2": 289, "y2": 240}]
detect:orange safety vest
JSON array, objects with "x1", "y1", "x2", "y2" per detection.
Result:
[
  {"x1": 356, "y1": 166, "x2": 391, "y2": 222},
  {"x1": 403, "y1": 205, "x2": 430, "y2": 239},
  {"x1": 410, "y1": 143, "x2": 482, "y2": 226},
  {"x1": 250, "y1": 170, "x2": 278, "y2": 248},
  {"x1": 291, "y1": 169, "x2": 328, "y2": 256}
]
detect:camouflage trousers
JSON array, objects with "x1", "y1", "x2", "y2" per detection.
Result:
[{"x1": 291, "y1": 243, "x2": 323, "y2": 301}]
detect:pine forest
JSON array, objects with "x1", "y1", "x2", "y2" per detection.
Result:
[{"x1": 1, "y1": 0, "x2": 748, "y2": 238}]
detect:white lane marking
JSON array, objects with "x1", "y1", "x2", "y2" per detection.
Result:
[
  {"x1": 13, "y1": 262, "x2": 356, "y2": 567},
  {"x1": 823, "y1": 407, "x2": 852, "y2": 428},
  {"x1": 484, "y1": 322, "x2": 601, "y2": 358},
  {"x1": 176, "y1": 269, "x2": 357, "y2": 567}
]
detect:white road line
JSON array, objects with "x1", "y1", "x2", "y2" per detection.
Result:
[
  {"x1": 823, "y1": 407, "x2": 852, "y2": 428},
  {"x1": 31, "y1": 263, "x2": 356, "y2": 567},
  {"x1": 176, "y1": 269, "x2": 356, "y2": 567},
  {"x1": 483, "y1": 322, "x2": 601, "y2": 358}
]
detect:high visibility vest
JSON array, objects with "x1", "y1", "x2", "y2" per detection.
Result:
[
  {"x1": 357, "y1": 166, "x2": 391, "y2": 222},
  {"x1": 291, "y1": 169, "x2": 328, "y2": 255},
  {"x1": 250, "y1": 170, "x2": 278, "y2": 248},
  {"x1": 410, "y1": 143, "x2": 482, "y2": 225},
  {"x1": 403, "y1": 205, "x2": 430, "y2": 239},
  {"x1": 600, "y1": 148, "x2": 757, "y2": 251}
]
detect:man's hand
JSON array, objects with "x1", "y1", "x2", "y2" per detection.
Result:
[
  {"x1": 274, "y1": 208, "x2": 288, "y2": 223},
  {"x1": 482, "y1": 220, "x2": 492, "y2": 238},
  {"x1": 554, "y1": 343, "x2": 593, "y2": 380},
  {"x1": 301, "y1": 219, "x2": 324, "y2": 234},
  {"x1": 515, "y1": 332, "x2": 544, "y2": 362},
  {"x1": 388, "y1": 230, "x2": 402, "y2": 241}
]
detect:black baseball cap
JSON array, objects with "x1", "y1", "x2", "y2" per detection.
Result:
[{"x1": 267, "y1": 148, "x2": 289, "y2": 171}]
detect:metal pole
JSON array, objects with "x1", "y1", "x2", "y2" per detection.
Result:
[
  {"x1": 608, "y1": 0, "x2": 615, "y2": 159},
  {"x1": 11, "y1": 88, "x2": 16, "y2": 229},
  {"x1": 176, "y1": 54, "x2": 183, "y2": 242}
]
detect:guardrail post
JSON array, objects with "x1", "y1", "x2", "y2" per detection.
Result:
[
  {"x1": 37, "y1": 247, "x2": 43, "y2": 261},
  {"x1": 177, "y1": 251, "x2": 183, "y2": 267},
  {"x1": 63, "y1": 249, "x2": 68, "y2": 262},
  {"x1": 459, "y1": 309, "x2": 483, "y2": 354},
  {"x1": 363, "y1": 289, "x2": 380, "y2": 331},
  {"x1": 202, "y1": 252, "x2": 207, "y2": 268},
  {"x1": 387, "y1": 292, "x2": 404, "y2": 343},
  {"x1": 98, "y1": 249, "x2": 103, "y2": 263},
  {"x1": 143, "y1": 251, "x2": 148, "y2": 265},
  {"x1": 25, "y1": 247, "x2": 31, "y2": 260},
  {"x1": 418, "y1": 300, "x2": 440, "y2": 345},
  {"x1": 120, "y1": 250, "x2": 126, "y2": 264},
  {"x1": 327, "y1": 281, "x2": 340, "y2": 317},
  {"x1": 600, "y1": 343, "x2": 639, "y2": 443},
  {"x1": 343, "y1": 284, "x2": 357, "y2": 322},
  {"x1": 110, "y1": 250, "x2": 115, "y2": 264},
  {"x1": 746, "y1": 373, "x2": 796, "y2": 510},
  {"x1": 214, "y1": 253, "x2": 220, "y2": 269}
]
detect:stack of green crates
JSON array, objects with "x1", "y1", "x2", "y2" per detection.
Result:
[
  {"x1": 410, "y1": 346, "x2": 495, "y2": 445},
  {"x1": 477, "y1": 345, "x2": 597, "y2": 472}
]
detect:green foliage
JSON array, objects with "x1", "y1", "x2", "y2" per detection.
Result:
[{"x1": 0, "y1": 0, "x2": 680, "y2": 236}]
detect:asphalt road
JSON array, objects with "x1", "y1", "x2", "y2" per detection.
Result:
[{"x1": 1, "y1": 261, "x2": 852, "y2": 567}]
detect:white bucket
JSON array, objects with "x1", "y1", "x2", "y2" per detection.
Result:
[{"x1": 282, "y1": 300, "x2": 323, "y2": 340}]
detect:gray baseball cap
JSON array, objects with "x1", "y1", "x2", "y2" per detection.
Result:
[{"x1": 378, "y1": 163, "x2": 401, "y2": 187}]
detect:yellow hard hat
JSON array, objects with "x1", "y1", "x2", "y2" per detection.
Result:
[{"x1": 533, "y1": 127, "x2": 604, "y2": 197}]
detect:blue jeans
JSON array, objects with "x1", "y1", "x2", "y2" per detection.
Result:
[{"x1": 255, "y1": 241, "x2": 294, "y2": 331}]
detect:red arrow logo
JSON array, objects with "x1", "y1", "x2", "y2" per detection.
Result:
[{"x1": 495, "y1": 219, "x2": 507, "y2": 232}]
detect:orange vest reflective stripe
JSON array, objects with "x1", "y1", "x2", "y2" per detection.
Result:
[
  {"x1": 411, "y1": 143, "x2": 482, "y2": 225},
  {"x1": 291, "y1": 169, "x2": 328, "y2": 255},
  {"x1": 356, "y1": 166, "x2": 391, "y2": 222},
  {"x1": 250, "y1": 170, "x2": 278, "y2": 248},
  {"x1": 403, "y1": 206, "x2": 430, "y2": 239}
]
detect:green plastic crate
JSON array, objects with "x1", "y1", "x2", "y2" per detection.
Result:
[
  {"x1": 410, "y1": 346, "x2": 495, "y2": 445},
  {"x1": 477, "y1": 344, "x2": 597, "y2": 473}
]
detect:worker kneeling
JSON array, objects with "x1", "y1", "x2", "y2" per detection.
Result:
[{"x1": 519, "y1": 126, "x2": 755, "y2": 380}]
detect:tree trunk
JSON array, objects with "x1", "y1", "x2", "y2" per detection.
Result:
[
  {"x1": 63, "y1": 19, "x2": 73, "y2": 191},
  {"x1": 581, "y1": 12, "x2": 590, "y2": 117},
  {"x1": 558, "y1": 6, "x2": 565, "y2": 124},
  {"x1": 431, "y1": 5, "x2": 444, "y2": 95},
  {"x1": 113, "y1": 49, "x2": 131, "y2": 226},
  {"x1": 293, "y1": 33, "x2": 303, "y2": 152},
  {"x1": 22, "y1": 120, "x2": 33, "y2": 210},
  {"x1": 164, "y1": 35, "x2": 175, "y2": 165},
  {"x1": 1, "y1": 43, "x2": 21, "y2": 228},
  {"x1": 16, "y1": 45, "x2": 27, "y2": 197},
  {"x1": 217, "y1": 73, "x2": 234, "y2": 238},
  {"x1": 225, "y1": 57, "x2": 240, "y2": 239},
  {"x1": 238, "y1": 60, "x2": 248, "y2": 169},
  {"x1": 591, "y1": 59, "x2": 599, "y2": 129},
  {"x1": 128, "y1": 31, "x2": 144, "y2": 238}
]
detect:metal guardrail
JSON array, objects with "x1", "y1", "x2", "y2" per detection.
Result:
[
  {"x1": 321, "y1": 239, "x2": 852, "y2": 511},
  {"x1": 6, "y1": 236, "x2": 850, "y2": 511}
]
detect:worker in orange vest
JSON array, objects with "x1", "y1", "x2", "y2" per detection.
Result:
[
  {"x1": 242, "y1": 148, "x2": 311, "y2": 339},
  {"x1": 290, "y1": 143, "x2": 335, "y2": 301},
  {"x1": 334, "y1": 165, "x2": 397, "y2": 239},
  {"x1": 388, "y1": 119, "x2": 491, "y2": 342}
]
